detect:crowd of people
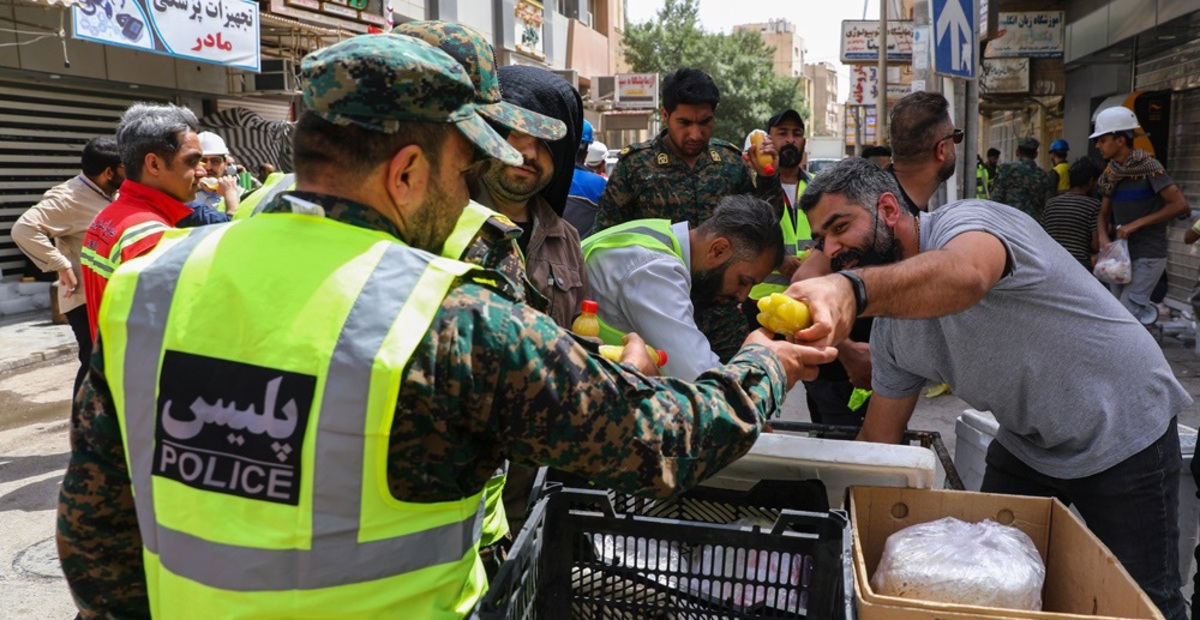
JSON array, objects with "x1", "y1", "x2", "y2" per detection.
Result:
[{"x1": 8, "y1": 19, "x2": 1198, "y2": 620}]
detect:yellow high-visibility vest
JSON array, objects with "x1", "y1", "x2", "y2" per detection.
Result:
[
  {"x1": 581, "y1": 219, "x2": 684, "y2": 345},
  {"x1": 100, "y1": 210, "x2": 487, "y2": 618}
]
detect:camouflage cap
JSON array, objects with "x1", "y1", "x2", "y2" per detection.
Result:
[
  {"x1": 301, "y1": 34, "x2": 521, "y2": 166},
  {"x1": 1018, "y1": 136, "x2": 1040, "y2": 151},
  {"x1": 393, "y1": 20, "x2": 566, "y2": 142}
]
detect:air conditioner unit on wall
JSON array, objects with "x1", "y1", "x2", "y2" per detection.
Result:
[
  {"x1": 594, "y1": 75, "x2": 615, "y2": 103},
  {"x1": 246, "y1": 58, "x2": 298, "y2": 93}
]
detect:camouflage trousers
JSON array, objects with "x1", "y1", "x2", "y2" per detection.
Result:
[{"x1": 695, "y1": 302, "x2": 750, "y2": 363}]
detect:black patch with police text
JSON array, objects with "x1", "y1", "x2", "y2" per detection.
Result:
[{"x1": 153, "y1": 350, "x2": 316, "y2": 505}]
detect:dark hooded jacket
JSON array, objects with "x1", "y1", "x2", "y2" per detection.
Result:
[
  {"x1": 475, "y1": 65, "x2": 589, "y2": 328},
  {"x1": 495, "y1": 65, "x2": 583, "y2": 215}
]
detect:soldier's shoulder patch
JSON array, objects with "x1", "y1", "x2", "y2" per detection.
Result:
[
  {"x1": 711, "y1": 139, "x2": 743, "y2": 156},
  {"x1": 619, "y1": 141, "x2": 653, "y2": 159},
  {"x1": 656, "y1": 152, "x2": 670, "y2": 165}
]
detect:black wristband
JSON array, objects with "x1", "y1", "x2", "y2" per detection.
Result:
[{"x1": 837, "y1": 270, "x2": 868, "y2": 317}]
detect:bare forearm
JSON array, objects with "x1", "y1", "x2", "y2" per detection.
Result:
[{"x1": 858, "y1": 250, "x2": 993, "y2": 318}]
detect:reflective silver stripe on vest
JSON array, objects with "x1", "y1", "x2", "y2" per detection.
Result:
[
  {"x1": 784, "y1": 243, "x2": 797, "y2": 255},
  {"x1": 250, "y1": 173, "x2": 296, "y2": 217},
  {"x1": 122, "y1": 230, "x2": 482, "y2": 591},
  {"x1": 615, "y1": 225, "x2": 676, "y2": 252}
]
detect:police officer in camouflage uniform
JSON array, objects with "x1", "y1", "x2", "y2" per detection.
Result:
[
  {"x1": 57, "y1": 34, "x2": 838, "y2": 618},
  {"x1": 595, "y1": 67, "x2": 782, "y2": 362},
  {"x1": 991, "y1": 136, "x2": 1052, "y2": 224}
]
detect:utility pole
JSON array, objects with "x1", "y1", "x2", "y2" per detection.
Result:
[
  {"x1": 877, "y1": 0, "x2": 888, "y2": 145},
  {"x1": 963, "y1": 0, "x2": 981, "y2": 200}
]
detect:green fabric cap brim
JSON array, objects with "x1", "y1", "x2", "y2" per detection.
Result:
[
  {"x1": 458, "y1": 111, "x2": 522, "y2": 166},
  {"x1": 479, "y1": 101, "x2": 566, "y2": 141}
]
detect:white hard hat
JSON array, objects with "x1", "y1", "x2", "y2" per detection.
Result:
[
  {"x1": 198, "y1": 131, "x2": 229, "y2": 156},
  {"x1": 585, "y1": 141, "x2": 608, "y2": 167},
  {"x1": 1089, "y1": 106, "x2": 1140, "y2": 139}
]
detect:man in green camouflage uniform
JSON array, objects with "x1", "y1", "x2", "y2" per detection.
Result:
[
  {"x1": 395, "y1": 20, "x2": 566, "y2": 310},
  {"x1": 595, "y1": 67, "x2": 782, "y2": 361},
  {"x1": 991, "y1": 136, "x2": 1052, "y2": 224},
  {"x1": 56, "y1": 34, "x2": 837, "y2": 618}
]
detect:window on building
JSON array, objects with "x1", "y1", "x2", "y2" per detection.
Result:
[{"x1": 559, "y1": 0, "x2": 595, "y2": 27}]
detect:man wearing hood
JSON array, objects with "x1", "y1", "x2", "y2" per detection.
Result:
[{"x1": 472, "y1": 65, "x2": 590, "y2": 328}]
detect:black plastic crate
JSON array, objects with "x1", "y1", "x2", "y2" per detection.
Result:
[
  {"x1": 765, "y1": 421, "x2": 965, "y2": 491},
  {"x1": 474, "y1": 489, "x2": 854, "y2": 620}
]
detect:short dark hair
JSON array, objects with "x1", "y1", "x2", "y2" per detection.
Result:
[
  {"x1": 116, "y1": 103, "x2": 199, "y2": 182},
  {"x1": 661, "y1": 68, "x2": 720, "y2": 114},
  {"x1": 292, "y1": 112, "x2": 451, "y2": 183},
  {"x1": 862, "y1": 145, "x2": 892, "y2": 159},
  {"x1": 1017, "y1": 145, "x2": 1038, "y2": 159},
  {"x1": 987, "y1": 148, "x2": 1000, "y2": 158},
  {"x1": 80, "y1": 136, "x2": 121, "y2": 177},
  {"x1": 799, "y1": 157, "x2": 902, "y2": 214},
  {"x1": 889, "y1": 91, "x2": 951, "y2": 164},
  {"x1": 1068, "y1": 157, "x2": 1102, "y2": 188},
  {"x1": 1114, "y1": 130, "x2": 1137, "y2": 149},
  {"x1": 696, "y1": 194, "x2": 784, "y2": 268}
]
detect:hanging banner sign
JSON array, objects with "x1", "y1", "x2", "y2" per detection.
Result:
[
  {"x1": 987, "y1": 11, "x2": 1064, "y2": 58},
  {"x1": 74, "y1": 0, "x2": 260, "y2": 71},
  {"x1": 615, "y1": 73, "x2": 658, "y2": 109},
  {"x1": 841, "y1": 20, "x2": 914, "y2": 63}
]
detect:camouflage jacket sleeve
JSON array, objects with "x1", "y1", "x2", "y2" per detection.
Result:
[
  {"x1": 593, "y1": 153, "x2": 637, "y2": 232},
  {"x1": 57, "y1": 336, "x2": 150, "y2": 619},
  {"x1": 391, "y1": 281, "x2": 787, "y2": 502}
]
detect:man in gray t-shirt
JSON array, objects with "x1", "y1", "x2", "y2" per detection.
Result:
[{"x1": 789, "y1": 158, "x2": 1192, "y2": 620}]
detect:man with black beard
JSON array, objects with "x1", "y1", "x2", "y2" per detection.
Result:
[
  {"x1": 582, "y1": 194, "x2": 784, "y2": 381},
  {"x1": 887, "y1": 91, "x2": 959, "y2": 213},
  {"x1": 786, "y1": 157, "x2": 1191, "y2": 620},
  {"x1": 786, "y1": 92, "x2": 960, "y2": 423}
]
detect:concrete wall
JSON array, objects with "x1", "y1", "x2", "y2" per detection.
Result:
[
  {"x1": 566, "y1": 18, "x2": 609, "y2": 78},
  {"x1": 1062, "y1": 61, "x2": 1131, "y2": 161}
]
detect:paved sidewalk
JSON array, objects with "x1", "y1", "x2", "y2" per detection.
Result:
[{"x1": 0, "y1": 311, "x2": 76, "y2": 374}]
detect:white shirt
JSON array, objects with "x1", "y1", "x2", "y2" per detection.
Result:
[{"x1": 584, "y1": 221, "x2": 721, "y2": 381}]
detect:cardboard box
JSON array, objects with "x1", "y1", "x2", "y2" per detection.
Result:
[{"x1": 849, "y1": 486, "x2": 1164, "y2": 620}]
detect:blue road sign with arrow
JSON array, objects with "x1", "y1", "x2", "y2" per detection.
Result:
[{"x1": 933, "y1": 0, "x2": 975, "y2": 78}]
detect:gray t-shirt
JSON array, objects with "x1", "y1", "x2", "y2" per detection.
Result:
[
  {"x1": 1107, "y1": 171, "x2": 1175, "y2": 259},
  {"x1": 871, "y1": 199, "x2": 1191, "y2": 478}
]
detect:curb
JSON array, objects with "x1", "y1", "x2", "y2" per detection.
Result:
[{"x1": 0, "y1": 343, "x2": 77, "y2": 375}]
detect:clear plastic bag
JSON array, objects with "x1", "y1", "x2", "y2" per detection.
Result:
[
  {"x1": 870, "y1": 516, "x2": 1045, "y2": 611},
  {"x1": 1094, "y1": 238, "x2": 1132, "y2": 284}
]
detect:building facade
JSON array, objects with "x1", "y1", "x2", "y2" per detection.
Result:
[
  {"x1": 806, "y1": 61, "x2": 841, "y2": 137},
  {"x1": 0, "y1": 0, "x2": 621, "y2": 283}
]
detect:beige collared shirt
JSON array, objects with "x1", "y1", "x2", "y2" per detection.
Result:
[{"x1": 12, "y1": 175, "x2": 113, "y2": 313}]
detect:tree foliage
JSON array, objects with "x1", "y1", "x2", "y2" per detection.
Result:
[{"x1": 621, "y1": 0, "x2": 812, "y2": 145}]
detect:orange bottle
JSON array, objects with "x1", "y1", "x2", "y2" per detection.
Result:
[
  {"x1": 571, "y1": 300, "x2": 600, "y2": 338},
  {"x1": 749, "y1": 131, "x2": 776, "y2": 176}
]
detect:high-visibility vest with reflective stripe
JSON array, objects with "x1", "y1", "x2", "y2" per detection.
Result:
[
  {"x1": 976, "y1": 164, "x2": 990, "y2": 199},
  {"x1": 232, "y1": 172, "x2": 295, "y2": 221},
  {"x1": 750, "y1": 179, "x2": 810, "y2": 300},
  {"x1": 79, "y1": 220, "x2": 170, "y2": 281},
  {"x1": 442, "y1": 200, "x2": 519, "y2": 548},
  {"x1": 99, "y1": 213, "x2": 487, "y2": 619},
  {"x1": 581, "y1": 219, "x2": 684, "y2": 346},
  {"x1": 442, "y1": 201, "x2": 519, "y2": 262}
]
